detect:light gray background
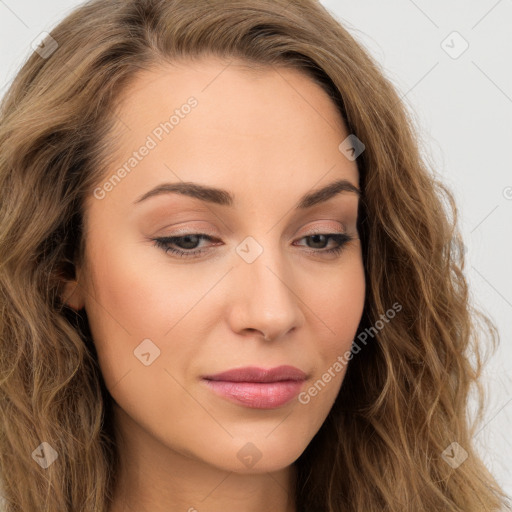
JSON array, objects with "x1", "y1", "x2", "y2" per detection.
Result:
[{"x1": 1, "y1": 0, "x2": 511, "y2": 498}]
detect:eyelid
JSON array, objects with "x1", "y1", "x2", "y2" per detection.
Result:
[
  {"x1": 289, "y1": 219, "x2": 350, "y2": 241},
  {"x1": 157, "y1": 223, "x2": 349, "y2": 240},
  {"x1": 302, "y1": 223, "x2": 347, "y2": 235},
  {"x1": 159, "y1": 214, "x2": 348, "y2": 232},
  {"x1": 156, "y1": 224, "x2": 219, "y2": 237}
]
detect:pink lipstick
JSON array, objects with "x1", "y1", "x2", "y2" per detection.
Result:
[{"x1": 202, "y1": 365, "x2": 307, "y2": 409}]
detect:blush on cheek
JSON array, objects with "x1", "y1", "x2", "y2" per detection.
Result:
[
  {"x1": 84, "y1": 242, "x2": 168, "y2": 336},
  {"x1": 317, "y1": 263, "x2": 365, "y2": 336}
]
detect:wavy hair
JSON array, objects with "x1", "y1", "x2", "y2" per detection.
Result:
[{"x1": 0, "y1": 0, "x2": 509, "y2": 510}]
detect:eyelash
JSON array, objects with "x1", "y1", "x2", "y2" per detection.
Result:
[{"x1": 152, "y1": 231, "x2": 354, "y2": 259}]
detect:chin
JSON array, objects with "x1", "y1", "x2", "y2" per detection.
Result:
[{"x1": 199, "y1": 433, "x2": 310, "y2": 474}]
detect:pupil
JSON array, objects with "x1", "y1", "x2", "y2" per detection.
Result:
[
  {"x1": 181, "y1": 235, "x2": 199, "y2": 249},
  {"x1": 310, "y1": 234, "x2": 326, "y2": 248}
]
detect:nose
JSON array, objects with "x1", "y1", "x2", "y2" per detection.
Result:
[{"x1": 227, "y1": 244, "x2": 305, "y2": 342}]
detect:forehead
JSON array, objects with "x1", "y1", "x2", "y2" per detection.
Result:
[
  {"x1": 86, "y1": 57, "x2": 359, "y2": 216},
  {"x1": 114, "y1": 56, "x2": 348, "y2": 143}
]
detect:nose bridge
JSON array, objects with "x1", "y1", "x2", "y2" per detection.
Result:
[{"x1": 231, "y1": 235, "x2": 303, "y2": 338}]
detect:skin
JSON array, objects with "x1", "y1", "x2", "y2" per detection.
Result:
[{"x1": 62, "y1": 57, "x2": 366, "y2": 512}]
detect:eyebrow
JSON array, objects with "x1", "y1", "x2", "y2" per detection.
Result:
[{"x1": 133, "y1": 178, "x2": 360, "y2": 209}]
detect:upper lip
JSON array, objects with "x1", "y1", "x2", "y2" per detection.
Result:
[{"x1": 202, "y1": 365, "x2": 307, "y2": 383}]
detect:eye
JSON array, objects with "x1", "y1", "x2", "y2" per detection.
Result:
[
  {"x1": 152, "y1": 231, "x2": 354, "y2": 259},
  {"x1": 153, "y1": 234, "x2": 217, "y2": 258},
  {"x1": 294, "y1": 233, "x2": 353, "y2": 256}
]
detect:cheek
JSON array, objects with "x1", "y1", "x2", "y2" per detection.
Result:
[
  {"x1": 83, "y1": 231, "x2": 216, "y2": 332},
  {"x1": 301, "y1": 251, "x2": 365, "y2": 403},
  {"x1": 80, "y1": 235, "x2": 213, "y2": 391},
  {"x1": 313, "y1": 251, "x2": 366, "y2": 353}
]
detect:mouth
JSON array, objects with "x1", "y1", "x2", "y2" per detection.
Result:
[{"x1": 201, "y1": 365, "x2": 307, "y2": 409}]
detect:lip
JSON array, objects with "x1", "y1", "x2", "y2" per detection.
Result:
[
  {"x1": 203, "y1": 365, "x2": 307, "y2": 383},
  {"x1": 202, "y1": 365, "x2": 307, "y2": 409}
]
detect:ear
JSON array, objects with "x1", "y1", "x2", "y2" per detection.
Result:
[{"x1": 60, "y1": 267, "x2": 86, "y2": 311}]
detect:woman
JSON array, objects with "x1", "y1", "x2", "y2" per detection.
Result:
[{"x1": 0, "y1": 0, "x2": 509, "y2": 510}]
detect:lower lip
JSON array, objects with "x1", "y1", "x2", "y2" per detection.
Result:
[{"x1": 202, "y1": 379, "x2": 304, "y2": 409}]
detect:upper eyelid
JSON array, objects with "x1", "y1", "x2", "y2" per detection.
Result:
[{"x1": 159, "y1": 221, "x2": 350, "y2": 237}]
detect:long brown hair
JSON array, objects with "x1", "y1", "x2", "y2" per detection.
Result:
[{"x1": 0, "y1": 0, "x2": 509, "y2": 510}]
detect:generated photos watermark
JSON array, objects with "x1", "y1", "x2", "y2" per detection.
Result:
[
  {"x1": 298, "y1": 301, "x2": 402, "y2": 404},
  {"x1": 93, "y1": 97, "x2": 198, "y2": 200}
]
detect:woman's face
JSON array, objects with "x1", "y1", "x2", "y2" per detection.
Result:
[{"x1": 65, "y1": 58, "x2": 365, "y2": 474}]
